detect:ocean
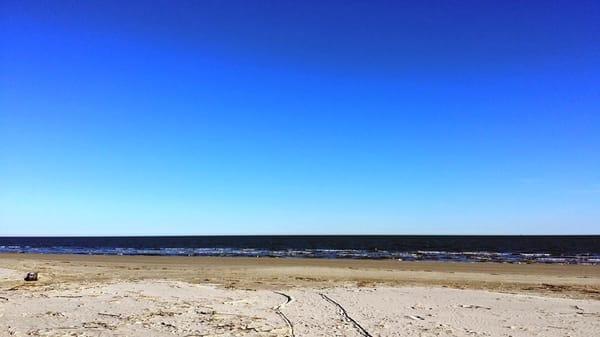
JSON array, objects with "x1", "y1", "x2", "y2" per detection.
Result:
[{"x1": 0, "y1": 235, "x2": 598, "y2": 264}]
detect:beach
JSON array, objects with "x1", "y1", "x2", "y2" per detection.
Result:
[{"x1": 1, "y1": 254, "x2": 599, "y2": 336}]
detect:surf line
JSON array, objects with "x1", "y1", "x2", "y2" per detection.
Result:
[{"x1": 319, "y1": 293, "x2": 373, "y2": 337}]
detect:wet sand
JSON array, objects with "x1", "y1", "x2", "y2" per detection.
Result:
[
  {"x1": 1, "y1": 254, "x2": 599, "y2": 336},
  {"x1": 1, "y1": 254, "x2": 599, "y2": 298}
]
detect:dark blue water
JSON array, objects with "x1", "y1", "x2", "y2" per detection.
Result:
[{"x1": 1, "y1": 235, "x2": 599, "y2": 264}]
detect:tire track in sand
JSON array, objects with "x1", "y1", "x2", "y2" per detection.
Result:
[
  {"x1": 319, "y1": 293, "x2": 373, "y2": 337},
  {"x1": 273, "y1": 291, "x2": 295, "y2": 337}
]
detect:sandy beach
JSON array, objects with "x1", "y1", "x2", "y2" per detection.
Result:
[
  {"x1": 4, "y1": 0, "x2": 599, "y2": 336},
  {"x1": 1, "y1": 254, "x2": 599, "y2": 336}
]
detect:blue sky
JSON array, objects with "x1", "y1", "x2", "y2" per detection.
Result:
[{"x1": 1, "y1": 0, "x2": 599, "y2": 235}]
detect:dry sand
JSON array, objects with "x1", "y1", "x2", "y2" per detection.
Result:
[{"x1": 1, "y1": 254, "x2": 599, "y2": 336}]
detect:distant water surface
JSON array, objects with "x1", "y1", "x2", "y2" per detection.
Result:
[{"x1": 0, "y1": 236, "x2": 598, "y2": 264}]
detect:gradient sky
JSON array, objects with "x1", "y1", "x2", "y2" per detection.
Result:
[{"x1": 1, "y1": 0, "x2": 599, "y2": 235}]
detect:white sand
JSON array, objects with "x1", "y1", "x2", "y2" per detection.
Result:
[
  {"x1": 1, "y1": 274, "x2": 598, "y2": 337},
  {"x1": 0, "y1": 267, "x2": 21, "y2": 282}
]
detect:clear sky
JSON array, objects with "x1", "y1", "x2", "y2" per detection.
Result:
[{"x1": 1, "y1": 1, "x2": 599, "y2": 235}]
